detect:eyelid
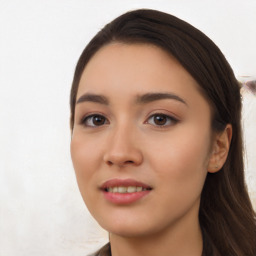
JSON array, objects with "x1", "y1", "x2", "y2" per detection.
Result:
[
  {"x1": 80, "y1": 112, "x2": 109, "y2": 127},
  {"x1": 145, "y1": 112, "x2": 179, "y2": 127},
  {"x1": 78, "y1": 111, "x2": 179, "y2": 128}
]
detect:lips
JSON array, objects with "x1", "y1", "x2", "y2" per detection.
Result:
[
  {"x1": 100, "y1": 179, "x2": 152, "y2": 204},
  {"x1": 101, "y1": 178, "x2": 152, "y2": 192}
]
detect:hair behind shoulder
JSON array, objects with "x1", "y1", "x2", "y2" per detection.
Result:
[{"x1": 70, "y1": 9, "x2": 256, "y2": 255}]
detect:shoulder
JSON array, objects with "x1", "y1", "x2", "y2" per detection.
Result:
[{"x1": 88, "y1": 243, "x2": 111, "y2": 256}]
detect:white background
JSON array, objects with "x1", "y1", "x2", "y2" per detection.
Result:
[{"x1": 0, "y1": 0, "x2": 255, "y2": 255}]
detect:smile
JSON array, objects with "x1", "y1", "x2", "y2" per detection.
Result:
[
  {"x1": 105, "y1": 186, "x2": 151, "y2": 193},
  {"x1": 101, "y1": 179, "x2": 152, "y2": 204}
]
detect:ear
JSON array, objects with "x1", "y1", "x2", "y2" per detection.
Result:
[{"x1": 207, "y1": 124, "x2": 232, "y2": 173}]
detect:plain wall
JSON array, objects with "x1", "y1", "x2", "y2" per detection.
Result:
[{"x1": 0, "y1": 0, "x2": 255, "y2": 255}]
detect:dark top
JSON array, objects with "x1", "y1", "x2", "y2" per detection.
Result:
[{"x1": 90, "y1": 229, "x2": 221, "y2": 256}]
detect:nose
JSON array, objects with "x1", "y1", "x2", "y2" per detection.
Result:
[{"x1": 103, "y1": 125, "x2": 143, "y2": 167}]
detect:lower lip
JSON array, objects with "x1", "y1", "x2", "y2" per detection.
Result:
[{"x1": 102, "y1": 190, "x2": 151, "y2": 205}]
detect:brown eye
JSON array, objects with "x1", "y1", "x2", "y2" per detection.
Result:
[
  {"x1": 92, "y1": 115, "x2": 106, "y2": 126},
  {"x1": 147, "y1": 113, "x2": 178, "y2": 127},
  {"x1": 154, "y1": 114, "x2": 168, "y2": 125},
  {"x1": 82, "y1": 114, "x2": 108, "y2": 127}
]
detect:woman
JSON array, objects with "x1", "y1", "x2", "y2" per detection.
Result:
[{"x1": 69, "y1": 9, "x2": 256, "y2": 256}]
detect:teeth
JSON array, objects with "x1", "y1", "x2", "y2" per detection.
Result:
[
  {"x1": 106, "y1": 186, "x2": 148, "y2": 193},
  {"x1": 127, "y1": 186, "x2": 136, "y2": 193},
  {"x1": 118, "y1": 186, "x2": 127, "y2": 193}
]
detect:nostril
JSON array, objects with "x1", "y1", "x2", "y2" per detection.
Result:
[
  {"x1": 103, "y1": 150, "x2": 143, "y2": 167},
  {"x1": 107, "y1": 161, "x2": 113, "y2": 166},
  {"x1": 125, "y1": 160, "x2": 134, "y2": 164},
  {"x1": 106, "y1": 160, "x2": 134, "y2": 166}
]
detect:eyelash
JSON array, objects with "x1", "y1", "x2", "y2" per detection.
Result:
[
  {"x1": 146, "y1": 113, "x2": 179, "y2": 127},
  {"x1": 80, "y1": 114, "x2": 109, "y2": 127},
  {"x1": 80, "y1": 113, "x2": 179, "y2": 128}
]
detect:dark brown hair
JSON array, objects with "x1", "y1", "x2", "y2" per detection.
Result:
[{"x1": 70, "y1": 9, "x2": 256, "y2": 255}]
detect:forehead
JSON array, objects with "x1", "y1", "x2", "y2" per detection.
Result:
[{"x1": 77, "y1": 43, "x2": 208, "y2": 109}]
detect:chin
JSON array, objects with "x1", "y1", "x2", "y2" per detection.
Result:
[
  {"x1": 107, "y1": 226, "x2": 154, "y2": 238},
  {"x1": 102, "y1": 221, "x2": 142, "y2": 236},
  {"x1": 97, "y1": 215, "x2": 166, "y2": 239}
]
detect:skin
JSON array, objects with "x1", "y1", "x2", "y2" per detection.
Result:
[{"x1": 71, "y1": 43, "x2": 231, "y2": 256}]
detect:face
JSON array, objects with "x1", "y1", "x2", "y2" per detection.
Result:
[{"x1": 71, "y1": 43, "x2": 214, "y2": 238}]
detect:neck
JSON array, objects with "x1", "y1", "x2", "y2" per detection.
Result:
[{"x1": 109, "y1": 214, "x2": 203, "y2": 256}]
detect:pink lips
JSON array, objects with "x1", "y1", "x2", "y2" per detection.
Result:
[{"x1": 101, "y1": 179, "x2": 152, "y2": 205}]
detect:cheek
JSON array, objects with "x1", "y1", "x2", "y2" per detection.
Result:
[
  {"x1": 70, "y1": 135, "x2": 101, "y2": 188},
  {"x1": 145, "y1": 125, "x2": 211, "y2": 189}
]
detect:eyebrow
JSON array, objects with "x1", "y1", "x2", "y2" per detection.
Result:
[
  {"x1": 76, "y1": 92, "x2": 187, "y2": 106},
  {"x1": 135, "y1": 92, "x2": 188, "y2": 106},
  {"x1": 76, "y1": 93, "x2": 109, "y2": 105}
]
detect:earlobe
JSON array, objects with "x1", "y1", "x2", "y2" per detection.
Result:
[{"x1": 207, "y1": 124, "x2": 232, "y2": 173}]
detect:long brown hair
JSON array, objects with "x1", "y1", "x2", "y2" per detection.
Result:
[{"x1": 70, "y1": 9, "x2": 256, "y2": 255}]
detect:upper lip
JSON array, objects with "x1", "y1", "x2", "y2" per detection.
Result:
[{"x1": 100, "y1": 178, "x2": 152, "y2": 190}]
